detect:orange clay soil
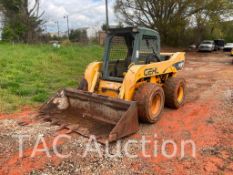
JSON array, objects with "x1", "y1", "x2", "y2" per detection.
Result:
[
  {"x1": 0, "y1": 106, "x2": 37, "y2": 125},
  {"x1": 0, "y1": 137, "x2": 62, "y2": 175},
  {"x1": 0, "y1": 52, "x2": 232, "y2": 175}
]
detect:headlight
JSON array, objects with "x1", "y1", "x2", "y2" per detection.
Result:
[{"x1": 174, "y1": 61, "x2": 185, "y2": 70}]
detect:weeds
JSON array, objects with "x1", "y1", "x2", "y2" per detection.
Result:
[{"x1": 0, "y1": 43, "x2": 103, "y2": 113}]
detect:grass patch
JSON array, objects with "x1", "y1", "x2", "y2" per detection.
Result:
[{"x1": 0, "y1": 43, "x2": 103, "y2": 113}]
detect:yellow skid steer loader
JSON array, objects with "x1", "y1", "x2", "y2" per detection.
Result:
[{"x1": 40, "y1": 27, "x2": 186, "y2": 143}]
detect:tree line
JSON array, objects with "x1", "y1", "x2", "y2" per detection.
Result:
[
  {"x1": 0, "y1": 0, "x2": 90, "y2": 44},
  {"x1": 0, "y1": 0, "x2": 232, "y2": 46},
  {"x1": 115, "y1": 0, "x2": 233, "y2": 46}
]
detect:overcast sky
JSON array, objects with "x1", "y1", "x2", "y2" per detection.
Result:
[{"x1": 39, "y1": 0, "x2": 117, "y2": 33}]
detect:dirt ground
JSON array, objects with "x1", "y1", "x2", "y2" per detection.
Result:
[{"x1": 0, "y1": 52, "x2": 232, "y2": 175}]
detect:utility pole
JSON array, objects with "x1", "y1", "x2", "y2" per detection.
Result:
[
  {"x1": 56, "y1": 21, "x2": 60, "y2": 38},
  {"x1": 64, "y1": 15, "x2": 70, "y2": 40},
  {"x1": 105, "y1": 0, "x2": 109, "y2": 30}
]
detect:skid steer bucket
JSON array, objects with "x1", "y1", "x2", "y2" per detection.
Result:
[{"x1": 39, "y1": 88, "x2": 139, "y2": 144}]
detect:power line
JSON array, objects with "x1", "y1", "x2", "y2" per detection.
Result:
[
  {"x1": 55, "y1": 21, "x2": 60, "y2": 37},
  {"x1": 70, "y1": 1, "x2": 104, "y2": 14},
  {"x1": 42, "y1": 0, "x2": 115, "y2": 33},
  {"x1": 64, "y1": 15, "x2": 70, "y2": 39}
]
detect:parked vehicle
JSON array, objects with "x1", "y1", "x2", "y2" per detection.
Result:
[
  {"x1": 224, "y1": 43, "x2": 233, "y2": 52},
  {"x1": 198, "y1": 40, "x2": 215, "y2": 52},
  {"x1": 214, "y1": 39, "x2": 225, "y2": 50}
]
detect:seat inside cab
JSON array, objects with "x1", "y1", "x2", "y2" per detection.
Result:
[{"x1": 107, "y1": 33, "x2": 135, "y2": 78}]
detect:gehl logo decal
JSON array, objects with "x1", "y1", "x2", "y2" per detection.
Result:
[{"x1": 144, "y1": 68, "x2": 158, "y2": 76}]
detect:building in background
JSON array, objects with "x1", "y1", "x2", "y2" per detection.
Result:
[{"x1": 98, "y1": 31, "x2": 106, "y2": 45}]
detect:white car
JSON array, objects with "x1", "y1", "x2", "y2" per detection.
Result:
[
  {"x1": 198, "y1": 40, "x2": 215, "y2": 52},
  {"x1": 223, "y1": 43, "x2": 233, "y2": 52}
]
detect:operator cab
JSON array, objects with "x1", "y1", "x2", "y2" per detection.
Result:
[
  {"x1": 102, "y1": 27, "x2": 161, "y2": 82},
  {"x1": 106, "y1": 31, "x2": 135, "y2": 78}
]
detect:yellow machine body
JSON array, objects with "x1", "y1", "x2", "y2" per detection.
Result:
[{"x1": 84, "y1": 52, "x2": 185, "y2": 101}]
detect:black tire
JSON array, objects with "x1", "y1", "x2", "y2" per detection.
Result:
[
  {"x1": 78, "y1": 78, "x2": 88, "y2": 91},
  {"x1": 134, "y1": 83, "x2": 165, "y2": 124},
  {"x1": 163, "y1": 78, "x2": 186, "y2": 109}
]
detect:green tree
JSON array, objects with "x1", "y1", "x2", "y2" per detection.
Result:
[
  {"x1": 221, "y1": 20, "x2": 233, "y2": 42},
  {"x1": 115, "y1": 0, "x2": 233, "y2": 46},
  {"x1": 0, "y1": 0, "x2": 44, "y2": 43},
  {"x1": 69, "y1": 28, "x2": 88, "y2": 43}
]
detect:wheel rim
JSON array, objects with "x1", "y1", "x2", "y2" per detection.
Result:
[
  {"x1": 177, "y1": 85, "x2": 184, "y2": 103},
  {"x1": 151, "y1": 94, "x2": 162, "y2": 116}
]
